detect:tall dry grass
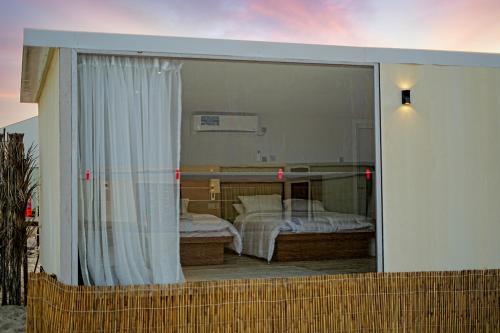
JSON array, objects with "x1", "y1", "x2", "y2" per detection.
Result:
[{"x1": 0, "y1": 133, "x2": 37, "y2": 305}]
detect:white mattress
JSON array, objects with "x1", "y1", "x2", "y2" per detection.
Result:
[{"x1": 180, "y1": 213, "x2": 242, "y2": 254}]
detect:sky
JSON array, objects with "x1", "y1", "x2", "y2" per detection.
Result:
[{"x1": 0, "y1": 0, "x2": 499, "y2": 127}]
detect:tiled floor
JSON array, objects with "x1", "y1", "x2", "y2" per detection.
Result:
[
  {"x1": 27, "y1": 236, "x2": 376, "y2": 282},
  {"x1": 183, "y1": 252, "x2": 376, "y2": 281}
]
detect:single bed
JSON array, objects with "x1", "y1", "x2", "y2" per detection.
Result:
[
  {"x1": 222, "y1": 182, "x2": 375, "y2": 262},
  {"x1": 180, "y1": 212, "x2": 242, "y2": 266}
]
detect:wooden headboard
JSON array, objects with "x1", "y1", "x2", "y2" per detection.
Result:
[
  {"x1": 221, "y1": 182, "x2": 284, "y2": 222},
  {"x1": 181, "y1": 179, "x2": 221, "y2": 217}
]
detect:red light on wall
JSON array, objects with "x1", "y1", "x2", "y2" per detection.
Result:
[
  {"x1": 277, "y1": 168, "x2": 284, "y2": 180},
  {"x1": 365, "y1": 168, "x2": 372, "y2": 181},
  {"x1": 85, "y1": 169, "x2": 90, "y2": 181},
  {"x1": 175, "y1": 169, "x2": 180, "y2": 181},
  {"x1": 25, "y1": 198, "x2": 32, "y2": 217}
]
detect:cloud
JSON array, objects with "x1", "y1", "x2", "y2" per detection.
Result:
[
  {"x1": 243, "y1": 0, "x2": 362, "y2": 42},
  {"x1": 425, "y1": 0, "x2": 500, "y2": 52},
  {"x1": 1, "y1": 0, "x2": 499, "y2": 125},
  {"x1": 174, "y1": 0, "x2": 372, "y2": 44}
]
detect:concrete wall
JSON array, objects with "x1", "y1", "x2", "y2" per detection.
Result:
[
  {"x1": 38, "y1": 52, "x2": 60, "y2": 276},
  {"x1": 380, "y1": 64, "x2": 500, "y2": 271},
  {"x1": 181, "y1": 61, "x2": 374, "y2": 165}
]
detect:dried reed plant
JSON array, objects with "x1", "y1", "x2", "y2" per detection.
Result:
[{"x1": 0, "y1": 133, "x2": 37, "y2": 305}]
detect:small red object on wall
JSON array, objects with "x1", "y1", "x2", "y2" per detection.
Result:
[
  {"x1": 175, "y1": 169, "x2": 180, "y2": 181},
  {"x1": 277, "y1": 168, "x2": 284, "y2": 180},
  {"x1": 365, "y1": 168, "x2": 372, "y2": 181},
  {"x1": 85, "y1": 169, "x2": 90, "y2": 181},
  {"x1": 25, "y1": 198, "x2": 32, "y2": 217}
]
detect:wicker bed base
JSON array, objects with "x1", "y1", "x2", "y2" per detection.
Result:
[
  {"x1": 272, "y1": 232, "x2": 375, "y2": 261},
  {"x1": 180, "y1": 236, "x2": 233, "y2": 266}
]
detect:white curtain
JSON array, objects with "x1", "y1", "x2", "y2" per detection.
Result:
[{"x1": 78, "y1": 55, "x2": 183, "y2": 285}]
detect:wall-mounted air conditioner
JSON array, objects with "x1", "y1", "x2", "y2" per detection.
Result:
[{"x1": 193, "y1": 113, "x2": 258, "y2": 132}]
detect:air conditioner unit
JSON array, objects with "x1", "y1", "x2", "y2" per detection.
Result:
[{"x1": 193, "y1": 113, "x2": 258, "y2": 132}]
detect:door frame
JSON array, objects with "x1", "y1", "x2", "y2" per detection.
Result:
[
  {"x1": 351, "y1": 119, "x2": 375, "y2": 215},
  {"x1": 71, "y1": 50, "x2": 385, "y2": 276}
]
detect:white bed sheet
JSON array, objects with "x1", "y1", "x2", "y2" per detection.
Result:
[{"x1": 180, "y1": 213, "x2": 242, "y2": 254}]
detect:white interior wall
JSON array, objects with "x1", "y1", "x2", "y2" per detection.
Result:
[
  {"x1": 181, "y1": 61, "x2": 374, "y2": 165},
  {"x1": 380, "y1": 64, "x2": 500, "y2": 271},
  {"x1": 38, "y1": 51, "x2": 60, "y2": 276}
]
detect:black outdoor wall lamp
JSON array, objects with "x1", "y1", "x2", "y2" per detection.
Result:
[{"x1": 402, "y1": 90, "x2": 411, "y2": 105}]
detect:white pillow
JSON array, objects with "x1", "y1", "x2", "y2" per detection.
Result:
[
  {"x1": 233, "y1": 203, "x2": 245, "y2": 215},
  {"x1": 283, "y1": 198, "x2": 306, "y2": 211},
  {"x1": 181, "y1": 198, "x2": 190, "y2": 215},
  {"x1": 312, "y1": 200, "x2": 326, "y2": 212},
  {"x1": 238, "y1": 194, "x2": 282, "y2": 213},
  {"x1": 284, "y1": 199, "x2": 326, "y2": 212}
]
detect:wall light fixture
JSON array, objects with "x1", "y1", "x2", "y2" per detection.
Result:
[{"x1": 402, "y1": 90, "x2": 411, "y2": 105}]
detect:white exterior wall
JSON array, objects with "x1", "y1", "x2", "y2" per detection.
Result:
[
  {"x1": 37, "y1": 48, "x2": 75, "y2": 283},
  {"x1": 38, "y1": 51, "x2": 61, "y2": 276},
  {"x1": 380, "y1": 64, "x2": 500, "y2": 271},
  {"x1": 1, "y1": 117, "x2": 40, "y2": 212},
  {"x1": 0, "y1": 116, "x2": 39, "y2": 158}
]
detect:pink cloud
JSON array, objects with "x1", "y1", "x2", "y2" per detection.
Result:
[
  {"x1": 249, "y1": 0, "x2": 350, "y2": 35},
  {"x1": 0, "y1": 0, "x2": 499, "y2": 126},
  {"x1": 225, "y1": 0, "x2": 368, "y2": 44},
  {"x1": 425, "y1": 0, "x2": 500, "y2": 52}
]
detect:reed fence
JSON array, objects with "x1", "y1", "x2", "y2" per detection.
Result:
[{"x1": 27, "y1": 269, "x2": 499, "y2": 332}]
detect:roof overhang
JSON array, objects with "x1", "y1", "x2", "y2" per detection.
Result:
[
  {"x1": 20, "y1": 45, "x2": 53, "y2": 103},
  {"x1": 20, "y1": 28, "x2": 500, "y2": 104}
]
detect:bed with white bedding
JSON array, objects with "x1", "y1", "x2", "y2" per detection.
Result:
[
  {"x1": 233, "y1": 197, "x2": 374, "y2": 262},
  {"x1": 179, "y1": 212, "x2": 242, "y2": 265},
  {"x1": 180, "y1": 213, "x2": 242, "y2": 253},
  {"x1": 234, "y1": 211, "x2": 374, "y2": 261}
]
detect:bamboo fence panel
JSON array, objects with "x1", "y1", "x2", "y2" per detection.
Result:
[{"x1": 27, "y1": 269, "x2": 499, "y2": 332}]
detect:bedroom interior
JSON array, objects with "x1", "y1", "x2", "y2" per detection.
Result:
[
  {"x1": 178, "y1": 59, "x2": 377, "y2": 280},
  {"x1": 75, "y1": 54, "x2": 379, "y2": 285}
]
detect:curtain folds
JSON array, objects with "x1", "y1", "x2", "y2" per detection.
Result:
[{"x1": 78, "y1": 55, "x2": 183, "y2": 285}]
